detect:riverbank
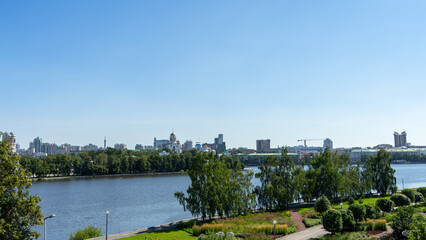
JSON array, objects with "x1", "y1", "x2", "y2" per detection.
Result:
[{"x1": 31, "y1": 171, "x2": 187, "y2": 181}]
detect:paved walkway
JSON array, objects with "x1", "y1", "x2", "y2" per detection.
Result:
[{"x1": 278, "y1": 225, "x2": 328, "y2": 240}]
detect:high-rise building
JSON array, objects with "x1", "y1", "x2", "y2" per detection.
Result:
[
  {"x1": 394, "y1": 131, "x2": 407, "y2": 147},
  {"x1": 135, "y1": 144, "x2": 143, "y2": 150},
  {"x1": 214, "y1": 134, "x2": 226, "y2": 152},
  {"x1": 153, "y1": 137, "x2": 168, "y2": 149},
  {"x1": 33, "y1": 137, "x2": 42, "y2": 153},
  {"x1": 114, "y1": 143, "x2": 127, "y2": 150},
  {"x1": 182, "y1": 140, "x2": 193, "y2": 151},
  {"x1": 323, "y1": 138, "x2": 333, "y2": 150},
  {"x1": 2, "y1": 132, "x2": 17, "y2": 153},
  {"x1": 256, "y1": 139, "x2": 271, "y2": 152}
]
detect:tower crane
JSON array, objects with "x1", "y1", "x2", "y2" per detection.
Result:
[{"x1": 297, "y1": 139, "x2": 323, "y2": 157}]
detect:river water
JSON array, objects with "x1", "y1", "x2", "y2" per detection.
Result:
[{"x1": 31, "y1": 164, "x2": 426, "y2": 240}]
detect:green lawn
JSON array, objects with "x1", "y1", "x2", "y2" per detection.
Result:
[{"x1": 118, "y1": 228, "x2": 195, "y2": 240}]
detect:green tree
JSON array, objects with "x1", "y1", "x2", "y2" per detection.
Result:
[
  {"x1": 364, "y1": 149, "x2": 396, "y2": 196},
  {"x1": 69, "y1": 225, "x2": 102, "y2": 240},
  {"x1": 255, "y1": 148, "x2": 297, "y2": 210},
  {"x1": 0, "y1": 136, "x2": 44, "y2": 239},
  {"x1": 175, "y1": 152, "x2": 253, "y2": 219}
]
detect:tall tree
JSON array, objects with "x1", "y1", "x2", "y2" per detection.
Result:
[
  {"x1": 255, "y1": 148, "x2": 296, "y2": 210},
  {"x1": 364, "y1": 149, "x2": 396, "y2": 196},
  {"x1": 0, "y1": 135, "x2": 44, "y2": 239},
  {"x1": 175, "y1": 152, "x2": 253, "y2": 219}
]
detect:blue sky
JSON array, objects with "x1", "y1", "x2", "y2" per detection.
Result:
[{"x1": 1, "y1": 1, "x2": 426, "y2": 149}]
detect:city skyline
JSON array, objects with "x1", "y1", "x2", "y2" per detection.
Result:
[
  {"x1": 2, "y1": 1, "x2": 426, "y2": 149},
  {"x1": 2, "y1": 129, "x2": 419, "y2": 151}
]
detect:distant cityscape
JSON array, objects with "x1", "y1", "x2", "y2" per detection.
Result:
[{"x1": 2, "y1": 130, "x2": 426, "y2": 163}]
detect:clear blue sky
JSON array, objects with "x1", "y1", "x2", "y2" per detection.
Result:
[{"x1": 2, "y1": 1, "x2": 426, "y2": 149}]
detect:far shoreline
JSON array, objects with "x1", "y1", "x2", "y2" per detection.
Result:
[{"x1": 31, "y1": 171, "x2": 188, "y2": 182}]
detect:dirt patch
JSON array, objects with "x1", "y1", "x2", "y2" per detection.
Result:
[{"x1": 289, "y1": 208, "x2": 307, "y2": 232}]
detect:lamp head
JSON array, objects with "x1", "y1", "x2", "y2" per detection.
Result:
[{"x1": 106, "y1": 211, "x2": 109, "y2": 215}]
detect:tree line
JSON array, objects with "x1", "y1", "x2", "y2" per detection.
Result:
[
  {"x1": 19, "y1": 148, "x2": 244, "y2": 178},
  {"x1": 176, "y1": 148, "x2": 397, "y2": 219}
]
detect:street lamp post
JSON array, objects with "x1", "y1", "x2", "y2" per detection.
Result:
[
  {"x1": 273, "y1": 220, "x2": 277, "y2": 239},
  {"x1": 340, "y1": 203, "x2": 343, "y2": 209},
  {"x1": 44, "y1": 214, "x2": 55, "y2": 240},
  {"x1": 106, "y1": 211, "x2": 109, "y2": 240}
]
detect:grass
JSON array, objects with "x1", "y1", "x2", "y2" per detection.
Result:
[
  {"x1": 303, "y1": 218, "x2": 322, "y2": 228},
  {"x1": 118, "y1": 228, "x2": 195, "y2": 240},
  {"x1": 330, "y1": 196, "x2": 391, "y2": 210}
]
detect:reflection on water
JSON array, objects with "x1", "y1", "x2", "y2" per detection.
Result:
[{"x1": 31, "y1": 164, "x2": 426, "y2": 239}]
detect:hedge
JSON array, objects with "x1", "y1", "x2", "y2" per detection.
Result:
[
  {"x1": 390, "y1": 193, "x2": 411, "y2": 207},
  {"x1": 322, "y1": 209, "x2": 342, "y2": 233},
  {"x1": 376, "y1": 198, "x2": 395, "y2": 212}
]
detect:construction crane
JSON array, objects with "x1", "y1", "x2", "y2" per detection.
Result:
[{"x1": 297, "y1": 139, "x2": 323, "y2": 157}]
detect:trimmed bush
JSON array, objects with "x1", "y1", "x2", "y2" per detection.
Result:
[
  {"x1": 340, "y1": 209, "x2": 356, "y2": 232},
  {"x1": 365, "y1": 205, "x2": 381, "y2": 219},
  {"x1": 314, "y1": 195, "x2": 331, "y2": 213},
  {"x1": 415, "y1": 192, "x2": 425, "y2": 203},
  {"x1": 348, "y1": 197, "x2": 355, "y2": 205},
  {"x1": 416, "y1": 187, "x2": 426, "y2": 198},
  {"x1": 348, "y1": 204, "x2": 366, "y2": 222},
  {"x1": 390, "y1": 193, "x2": 411, "y2": 206},
  {"x1": 376, "y1": 198, "x2": 395, "y2": 212},
  {"x1": 401, "y1": 189, "x2": 416, "y2": 202},
  {"x1": 322, "y1": 209, "x2": 342, "y2": 233}
]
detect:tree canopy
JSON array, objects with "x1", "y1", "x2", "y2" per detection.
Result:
[{"x1": 0, "y1": 136, "x2": 44, "y2": 239}]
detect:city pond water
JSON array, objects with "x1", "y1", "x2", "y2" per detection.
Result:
[{"x1": 31, "y1": 164, "x2": 426, "y2": 239}]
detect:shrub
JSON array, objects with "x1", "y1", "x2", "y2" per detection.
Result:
[
  {"x1": 365, "y1": 205, "x2": 381, "y2": 219},
  {"x1": 300, "y1": 209, "x2": 321, "y2": 219},
  {"x1": 69, "y1": 225, "x2": 103, "y2": 240},
  {"x1": 340, "y1": 209, "x2": 356, "y2": 232},
  {"x1": 407, "y1": 215, "x2": 426, "y2": 240},
  {"x1": 415, "y1": 192, "x2": 425, "y2": 203},
  {"x1": 401, "y1": 189, "x2": 416, "y2": 202},
  {"x1": 315, "y1": 195, "x2": 331, "y2": 213},
  {"x1": 348, "y1": 204, "x2": 366, "y2": 222},
  {"x1": 390, "y1": 193, "x2": 412, "y2": 206},
  {"x1": 193, "y1": 224, "x2": 224, "y2": 236},
  {"x1": 358, "y1": 199, "x2": 364, "y2": 204},
  {"x1": 177, "y1": 220, "x2": 196, "y2": 229},
  {"x1": 322, "y1": 209, "x2": 342, "y2": 233},
  {"x1": 416, "y1": 187, "x2": 426, "y2": 198},
  {"x1": 376, "y1": 198, "x2": 395, "y2": 212},
  {"x1": 348, "y1": 197, "x2": 355, "y2": 205},
  {"x1": 390, "y1": 206, "x2": 415, "y2": 239}
]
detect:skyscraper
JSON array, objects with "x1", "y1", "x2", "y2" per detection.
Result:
[
  {"x1": 394, "y1": 131, "x2": 407, "y2": 147},
  {"x1": 214, "y1": 134, "x2": 226, "y2": 152},
  {"x1": 256, "y1": 139, "x2": 271, "y2": 152},
  {"x1": 33, "y1": 137, "x2": 42, "y2": 153}
]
